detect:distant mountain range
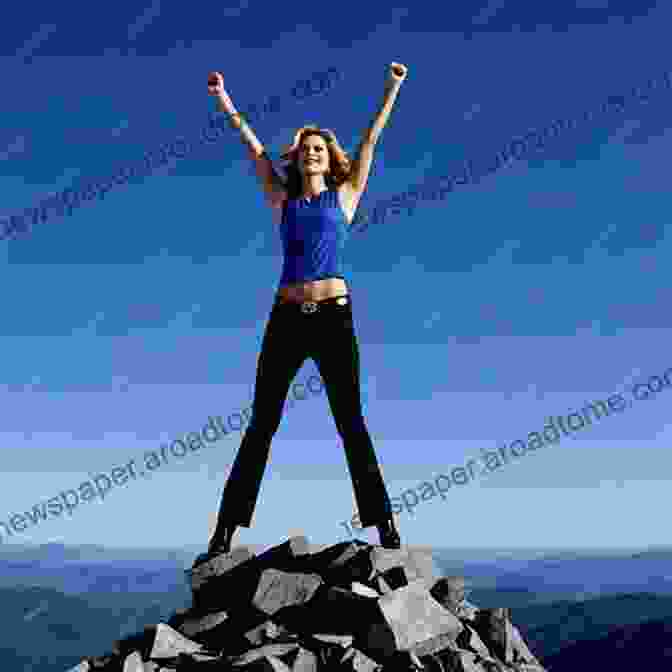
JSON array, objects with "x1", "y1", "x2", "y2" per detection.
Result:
[
  {"x1": 0, "y1": 584, "x2": 191, "y2": 672},
  {"x1": 0, "y1": 542, "x2": 200, "y2": 568},
  {"x1": 513, "y1": 592, "x2": 672, "y2": 660},
  {"x1": 433, "y1": 547, "x2": 672, "y2": 599},
  {"x1": 543, "y1": 618, "x2": 672, "y2": 669}
]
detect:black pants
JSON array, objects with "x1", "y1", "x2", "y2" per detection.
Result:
[{"x1": 212, "y1": 293, "x2": 393, "y2": 534}]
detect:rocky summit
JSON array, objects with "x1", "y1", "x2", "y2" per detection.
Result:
[{"x1": 63, "y1": 537, "x2": 547, "y2": 672}]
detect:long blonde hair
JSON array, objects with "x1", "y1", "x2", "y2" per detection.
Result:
[{"x1": 279, "y1": 125, "x2": 352, "y2": 199}]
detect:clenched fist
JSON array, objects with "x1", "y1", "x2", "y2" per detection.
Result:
[
  {"x1": 207, "y1": 71, "x2": 225, "y2": 96},
  {"x1": 388, "y1": 62, "x2": 408, "y2": 85}
]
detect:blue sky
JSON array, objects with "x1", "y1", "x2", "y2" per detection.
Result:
[{"x1": 1, "y1": 1, "x2": 671, "y2": 550}]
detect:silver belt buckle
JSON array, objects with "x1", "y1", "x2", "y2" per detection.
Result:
[{"x1": 301, "y1": 301, "x2": 318, "y2": 314}]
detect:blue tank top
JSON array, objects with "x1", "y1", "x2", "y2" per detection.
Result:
[{"x1": 278, "y1": 187, "x2": 350, "y2": 286}]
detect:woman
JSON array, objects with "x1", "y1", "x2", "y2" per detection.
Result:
[{"x1": 204, "y1": 62, "x2": 408, "y2": 557}]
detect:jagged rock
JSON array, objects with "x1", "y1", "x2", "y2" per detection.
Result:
[
  {"x1": 122, "y1": 652, "x2": 143, "y2": 672},
  {"x1": 301, "y1": 541, "x2": 369, "y2": 576},
  {"x1": 339, "y1": 647, "x2": 381, "y2": 672},
  {"x1": 312, "y1": 634, "x2": 354, "y2": 648},
  {"x1": 509, "y1": 622, "x2": 543, "y2": 668},
  {"x1": 456, "y1": 622, "x2": 493, "y2": 660},
  {"x1": 429, "y1": 578, "x2": 480, "y2": 626},
  {"x1": 66, "y1": 537, "x2": 547, "y2": 672},
  {"x1": 112, "y1": 627, "x2": 160, "y2": 665},
  {"x1": 309, "y1": 544, "x2": 437, "y2": 596},
  {"x1": 234, "y1": 655, "x2": 294, "y2": 672},
  {"x1": 244, "y1": 620, "x2": 294, "y2": 646},
  {"x1": 368, "y1": 547, "x2": 438, "y2": 590},
  {"x1": 267, "y1": 655, "x2": 294, "y2": 672},
  {"x1": 377, "y1": 567, "x2": 410, "y2": 593},
  {"x1": 292, "y1": 634, "x2": 358, "y2": 671},
  {"x1": 364, "y1": 580, "x2": 464, "y2": 660},
  {"x1": 166, "y1": 608, "x2": 190, "y2": 629},
  {"x1": 65, "y1": 662, "x2": 90, "y2": 672},
  {"x1": 169, "y1": 608, "x2": 230, "y2": 639},
  {"x1": 288, "y1": 647, "x2": 318, "y2": 672},
  {"x1": 193, "y1": 607, "x2": 277, "y2": 656},
  {"x1": 410, "y1": 631, "x2": 460, "y2": 658},
  {"x1": 255, "y1": 537, "x2": 313, "y2": 570},
  {"x1": 456, "y1": 601, "x2": 479, "y2": 622},
  {"x1": 375, "y1": 576, "x2": 393, "y2": 595},
  {"x1": 86, "y1": 654, "x2": 119, "y2": 670},
  {"x1": 277, "y1": 584, "x2": 384, "y2": 636},
  {"x1": 230, "y1": 643, "x2": 301, "y2": 666},
  {"x1": 181, "y1": 651, "x2": 223, "y2": 663},
  {"x1": 326, "y1": 546, "x2": 378, "y2": 585},
  {"x1": 191, "y1": 537, "x2": 317, "y2": 614},
  {"x1": 429, "y1": 577, "x2": 467, "y2": 615},
  {"x1": 434, "y1": 648, "x2": 498, "y2": 671},
  {"x1": 253, "y1": 569, "x2": 323, "y2": 616},
  {"x1": 352, "y1": 582, "x2": 381, "y2": 598},
  {"x1": 188, "y1": 546, "x2": 255, "y2": 594},
  {"x1": 417, "y1": 653, "x2": 447, "y2": 672},
  {"x1": 471, "y1": 609, "x2": 511, "y2": 665},
  {"x1": 149, "y1": 623, "x2": 203, "y2": 660}
]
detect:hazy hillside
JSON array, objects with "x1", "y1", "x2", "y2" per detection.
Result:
[
  {"x1": 0, "y1": 585, "x2": 192, "y2": 672},
  {"x1": 433, "y1": 548, "x2": 672, "y2": 598},
  {"x1": 511, "y1": 592, "x2": 672, "y2": 660},
  {"x1": 0, "y1": 557, "x2": 191, "y2": 596},
  {"x1": 0, "y1": 542, "x2": 198, "y2": 570},
  {"x1": 543, "y1": 618, "x2": 672, "y2": 670}
]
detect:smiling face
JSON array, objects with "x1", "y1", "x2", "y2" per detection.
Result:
[{"x1": 297, "y1": 133, "x2": 331, "y2": 178}]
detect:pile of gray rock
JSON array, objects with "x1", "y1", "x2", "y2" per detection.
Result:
[{"x1": 64, "y1": 537, "x2": 547, "y2": 672}]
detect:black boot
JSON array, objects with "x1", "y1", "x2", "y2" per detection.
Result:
[
  {"x1": 377, "y1": 519, "x2": 401, "y2": 549},
  {"x1": 207, "y1": 524, "x2": 237, "y2": 556}
]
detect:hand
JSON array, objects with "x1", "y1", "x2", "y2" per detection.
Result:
[
  {"x1": 387, "y1": 62, "x2": 408, "y2": 86},
  {"x1": 208, "y1": 71, "x2": 236, "y2": 114},
  {"x1": 207, "y1": 71, "x2": 225, "y2": 97}
]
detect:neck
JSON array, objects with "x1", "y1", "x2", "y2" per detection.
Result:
[{"x1": 301, "y1": 173, "x2": 328, "y2": 199}]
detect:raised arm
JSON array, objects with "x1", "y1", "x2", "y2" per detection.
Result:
[
  {"x1": 207, "y1": 72, "x2": 287, "y2": 208},
  {"x1": 345, "y1": 62, "x2": 408, "y2": 200}
]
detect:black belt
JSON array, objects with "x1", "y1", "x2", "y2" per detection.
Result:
[{"x1": 274, "y1": 294, "x2": 350, "y2": 314}]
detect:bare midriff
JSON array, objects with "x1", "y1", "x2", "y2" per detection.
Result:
[{"x1": 277, "y1": 277, "x2": 349, "y2": 303}]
